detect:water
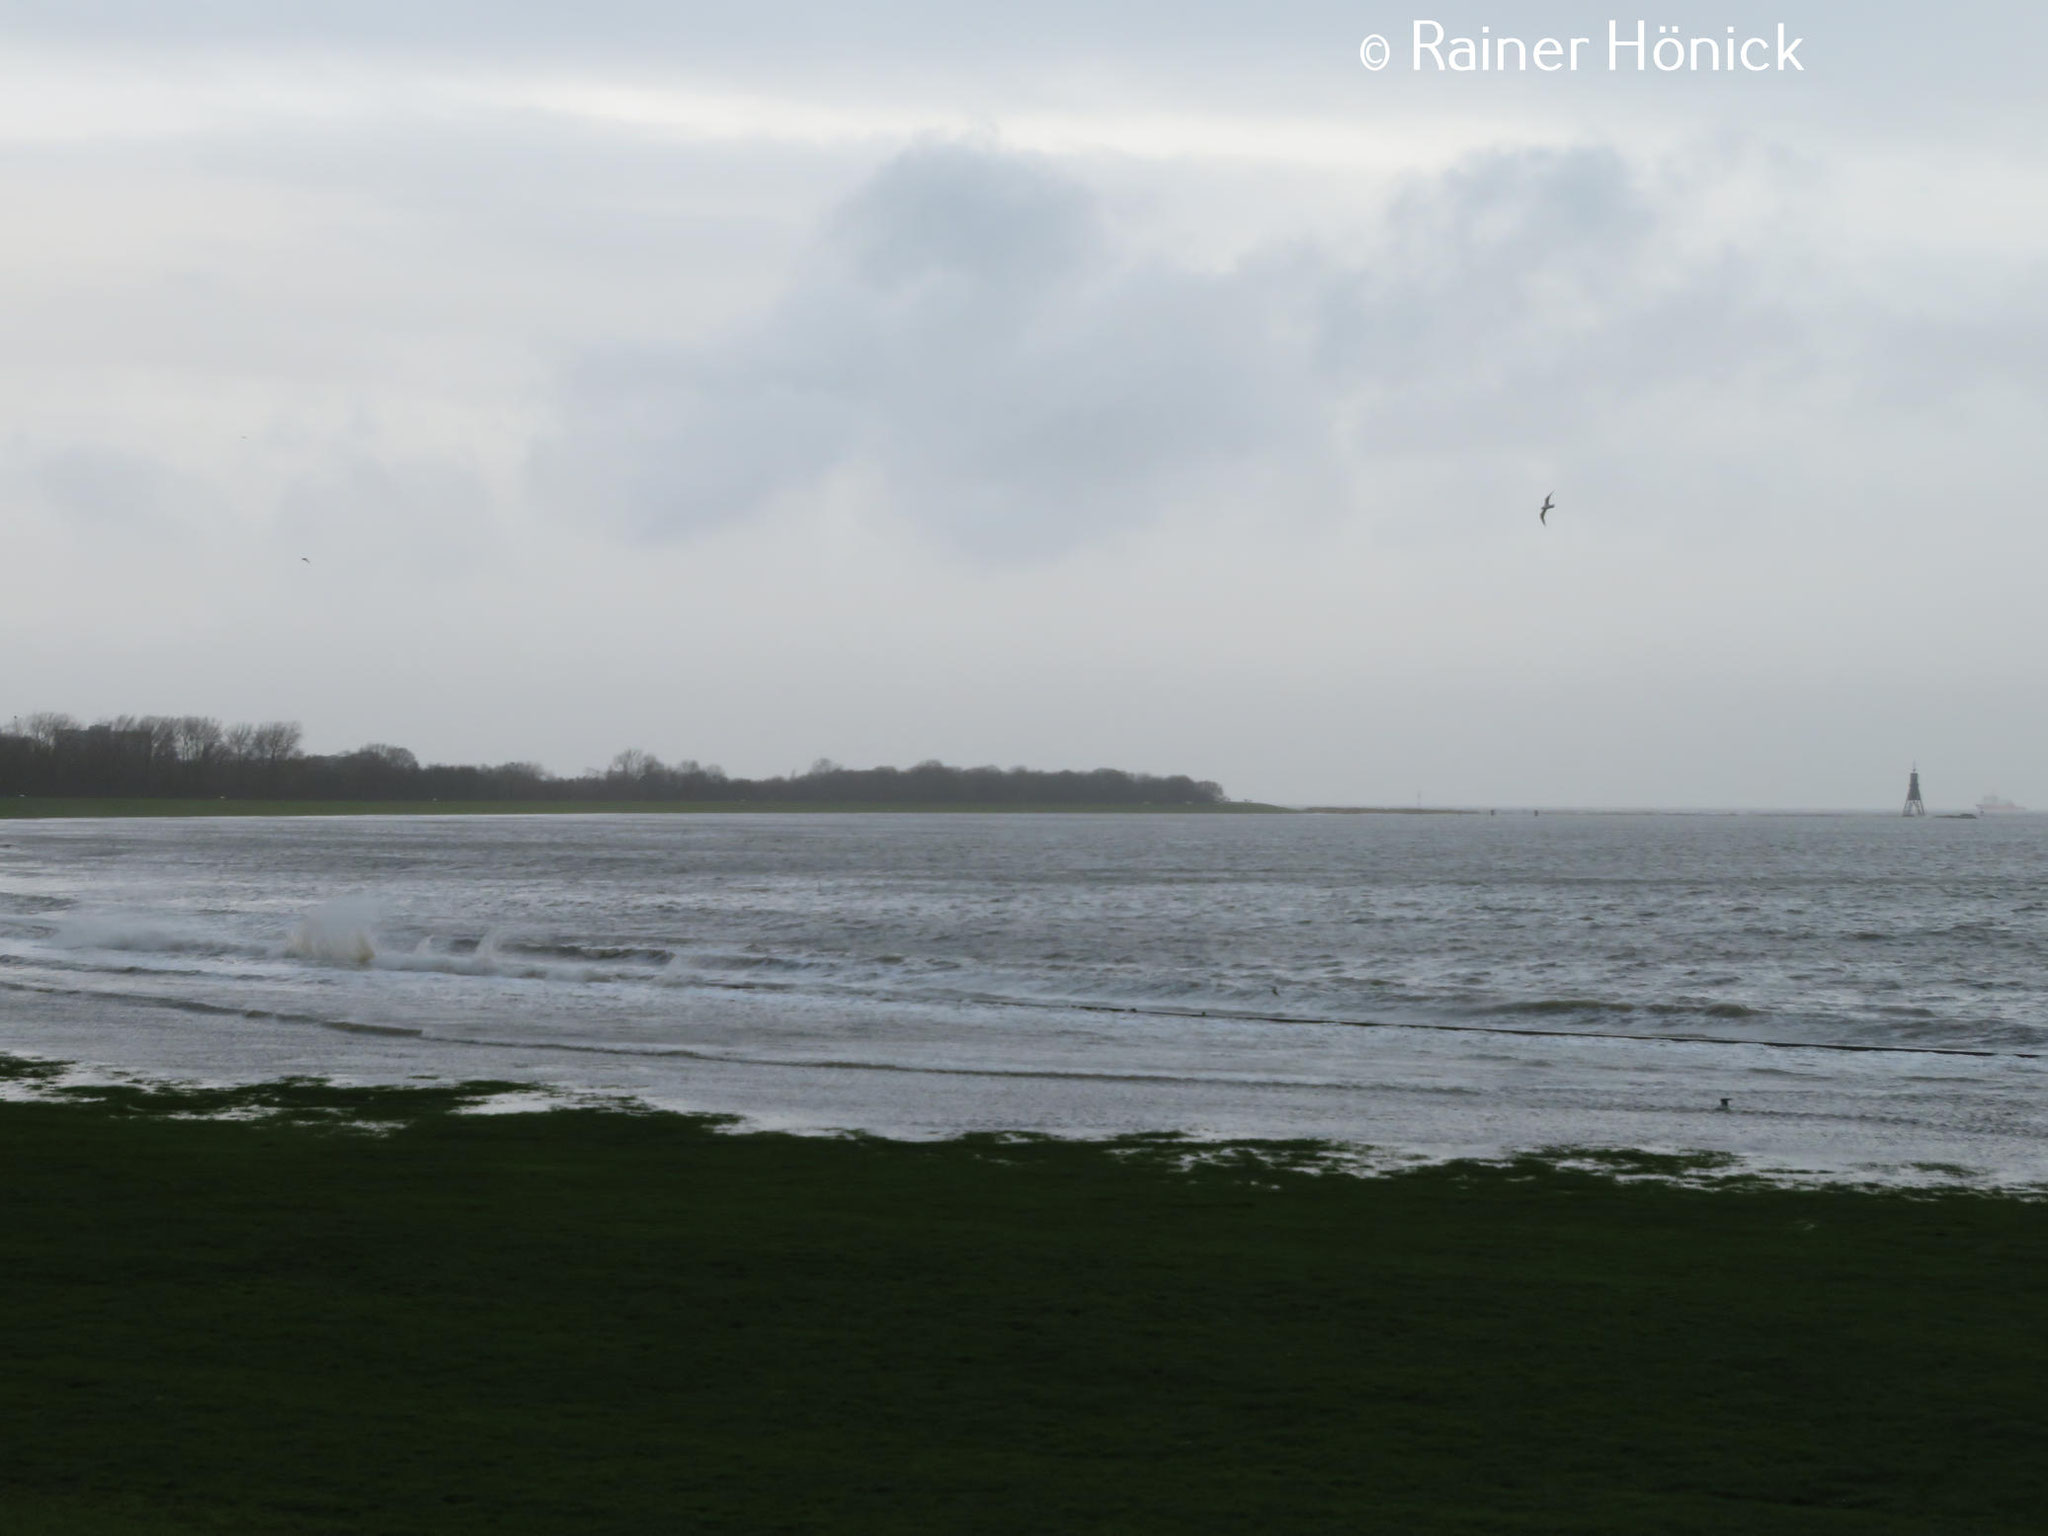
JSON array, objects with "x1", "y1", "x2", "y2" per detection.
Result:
[{"x1": 2, "y1": 811, "x2": 2045, "y2": 1182}]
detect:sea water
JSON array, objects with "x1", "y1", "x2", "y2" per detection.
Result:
[{"x1": 2, "y1": 810, "x2": 2045, "y2": 1183}]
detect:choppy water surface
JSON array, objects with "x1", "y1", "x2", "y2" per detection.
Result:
[{"x1": 3, "y1": 811, "x2": 2046, "y2": 1181}]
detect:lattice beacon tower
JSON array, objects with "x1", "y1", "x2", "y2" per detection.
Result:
[{"x1": 1903, "y1": 766, "x2": 1926, "y2": 817}]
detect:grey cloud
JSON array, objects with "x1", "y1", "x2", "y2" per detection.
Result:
[
  {"x1": 1321, "y1": 149, "x2": 1824, "y2": 460},
  {"x1": 537, "y1": 142, "x2": 1324, "y2": 556},
  {"x1": 541, "y1": 138, "x2": 1979, "y2": 556},
  {"x1": 272, "y1": 449, "x2": 496, "y2": 571},
  {"x1": 4, "y1": 433, "x2": 498, "y2": 575},
  {"x1": 4, "y1": 443, "x2": 205, "y2": 531}
]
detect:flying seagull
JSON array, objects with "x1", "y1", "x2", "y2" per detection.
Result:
[{"x1": 1539, "y1": 493, "x2": 1555, "y2": 525}]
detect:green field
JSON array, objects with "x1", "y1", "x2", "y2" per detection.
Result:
[
  {"x1": 0, "y1": 798, "x2": 1287, "y2": 819},
  {"x1": 4, "y1": 1066, "x2": 2045, "y2": 1533}
]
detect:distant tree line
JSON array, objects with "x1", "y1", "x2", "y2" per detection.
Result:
[{"x1": 0, "y1": 715, "x2": 1229, "y2": 807}]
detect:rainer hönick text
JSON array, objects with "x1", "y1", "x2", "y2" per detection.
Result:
[{"x1": 1396, "y1": 21, "x2": 1805, "y2": 71}]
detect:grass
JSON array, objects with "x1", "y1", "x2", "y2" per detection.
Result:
[
  {"x1": 0, "y1": 798, "x2": 1288, "y2": 819},
  {"x1": 4, "y1": 1070, "x2": 2047, "y2": 1533}
]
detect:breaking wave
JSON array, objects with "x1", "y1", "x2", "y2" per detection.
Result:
[{"x1": 284, "y1": 899, "x2": 380, "y2": 968}]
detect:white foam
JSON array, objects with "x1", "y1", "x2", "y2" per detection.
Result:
[
  {"x1": 284, "y1": 898, "x2": 380, "y2": 968},
  {"x1": 55, "y1": 913, "x2": 252, "y2": 957}
]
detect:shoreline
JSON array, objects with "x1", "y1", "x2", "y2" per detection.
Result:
[
  {"x1": 7, "y1": 798, "x2": 2029, "y2": 819},
  {"x1": 5, "y1": 1065, "x2": 2048, "y2": 1531},
  {"x1": 0, "y1": 796, "x2": 1291, "y2": 819}
]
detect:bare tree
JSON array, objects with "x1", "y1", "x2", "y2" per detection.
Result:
[
  {"x1": 250, "y1": 722, "x2": 303, "y2": 766},
  {"x1": 131, "y1": 716, "x2": 183, "y2": 763},
  {"x1": 172, "y1": 717, "x2": 225, "y2": 763},
  {"x1": 358, "y1": 743, "x2": 419, "y2": 771},
  {"x1": 11, "y1": 712, "x2": 78, "y2": 748},
  {"x1": 609, "y1": 748, "x2": 663, "y2": 779}
]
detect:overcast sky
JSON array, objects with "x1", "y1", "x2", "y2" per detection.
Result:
[{"x1": 4, "y1": 3, "x2": 2044, "y2": 806}]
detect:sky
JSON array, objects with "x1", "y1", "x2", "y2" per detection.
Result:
[{"x1": 4, "y1": 3, "x2": 2045, "y2": 807}]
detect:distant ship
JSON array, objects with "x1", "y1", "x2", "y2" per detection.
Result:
[{"x1": 1975, "y1": 794, "x2": 2028, "y2": 815}]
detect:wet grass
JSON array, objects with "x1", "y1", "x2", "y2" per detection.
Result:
[
  {"x1": 0, "y1": 799, "x2": 1287, "y2": 819},
  {"x1": 4, "y1": 1070, "x2": 2047, "y2": 1533},
  {"x1": 20, "y1": 1071, "x2": 532, "y2": 1123}
]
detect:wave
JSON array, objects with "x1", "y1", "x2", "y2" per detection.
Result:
[
  {"x1": 46, "y1": 899, "x2": 664, "y2": 984},
  {"x1": 0, "y1": 976, "x2": 425, "y2": 1036},
  {"x1": 285, "y1": 899, "x2": 380, "y2": 967},
  {"x1": 688, "y1": 952, "x2": 819, "y2": 974},
  {"x1": 0, "y1": 893, "x2": 74, "y2": 916},
  {"x1": 495, "y1": 941, "x2": 674, "y2": 966},
  {"x1": 1486, "y1": 999, "x2": 1639, "y2": 1016},
  {"x1": 1480, "y1": 998, "x2": 1761, "y2": 1021},
  {"x1": 54, "y1": 915, "x2": 267, "y2": 960},
  {"x1": 19, "y1": 893, "x2": 2043, "y2": 1069}
]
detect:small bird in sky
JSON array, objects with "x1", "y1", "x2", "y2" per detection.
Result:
[
  {"x1": 1539, "y1": 493, "x2": 1555, "y2": 525},
  {"x1": 300, "y1": 557, "x2": 310, "y2": 563}
]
